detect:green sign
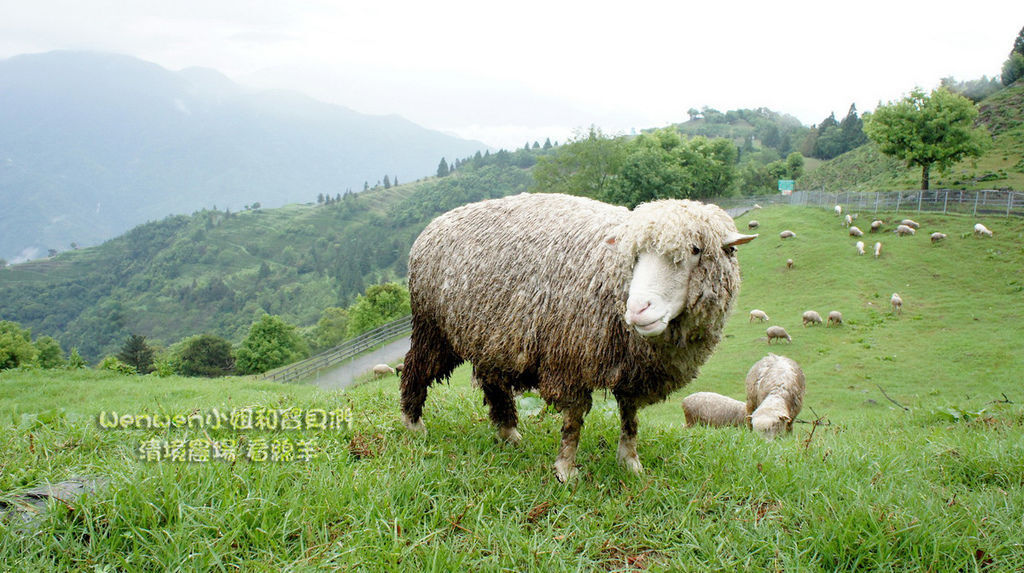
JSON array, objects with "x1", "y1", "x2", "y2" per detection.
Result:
[{"x1": 778, "y1": 179, "x2": 795, "y2": 192}]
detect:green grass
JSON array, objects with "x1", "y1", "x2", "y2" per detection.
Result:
[{"x1": 1, "y1": 206, "x2": 1023, "y2": 570}]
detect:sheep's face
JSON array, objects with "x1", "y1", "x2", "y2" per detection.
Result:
[
  {"x1": 616, "y1": 200, "x2": 756, "y2": 338},
  {"x1": 751, "y1": 412, "x2": 791, "y2": 440}
]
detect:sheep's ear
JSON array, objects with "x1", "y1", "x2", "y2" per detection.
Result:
[{"x1": 723, "y1": 232, "x2": 757, "y2": 247}]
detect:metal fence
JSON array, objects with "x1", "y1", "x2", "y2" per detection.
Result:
[
  {"x1": 722, "y1": 189, "x2": 1024, "y2": 218},
  {"x1": 262, "y1": 314, "x2": 412, "y2": 384}
]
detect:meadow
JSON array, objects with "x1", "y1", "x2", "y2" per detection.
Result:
[{"x1": 1, "y1": 205, "x2": 1022, "y2": 571}]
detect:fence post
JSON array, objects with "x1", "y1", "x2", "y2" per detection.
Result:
[
  {"x1": 895, "y1": 192, "x2": 901, "y2": 212},
  {"x1": 973, "y1": 192, "x2": 979, "y2": 216},
  {"x1": 874, "y1": 192, "x2": 879, "y2": 213},
  {"x1": 917, "y1": 191, "x2": 923, "y2": 212},
  {"x1": 943, "y1": 190, "x2": 948, "y2": 214},
  {"x1": 1009, "y1": 192, "x2": 1013, "y2": 217}
]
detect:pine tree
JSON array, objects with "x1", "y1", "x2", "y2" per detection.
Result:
[
  {"x1": 116, "y1": 334, "x2": 154, "y2": 374},
  {"x1": 383, "y1": 175, "x2": 391, "y2": 189},
  {"x1": 436, "y1": 157, "x2": 450, "y2": 177}
]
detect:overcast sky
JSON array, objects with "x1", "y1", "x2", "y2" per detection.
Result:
[{"x1": 1, "y1": 1, "x2": 1021, "y2": 149}]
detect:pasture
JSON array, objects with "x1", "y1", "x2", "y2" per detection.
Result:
[{"x1": 1, "y1": 205, "x2": 1022, "y2": 571}]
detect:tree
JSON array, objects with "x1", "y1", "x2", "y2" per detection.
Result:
[
  {"x1": 531, "y1": 126, "x2": 628, "y2": 199},
  {"x1": 0, "y1": 320, "x2": 38, "y2": 370},
  {"x1": 346, "y1": 283, "x2": 411, "y2": 338},
  {"x1": 383, "y1": 175, "x2": 391, "y2": 189},
  {"x1": 117, "y1": 334, "x2": 155, "y2": 374},
  {"x1": 785, "y1": 152, "x2": 805, "y2": 180},
  {"x1": 864, "y1": 87, "x2": 988, "y2": 190},
  {"x1": 34, "y1": 335, "x2": 65, "y2": 369},
  {"x1": 838, "y1": 104, "x2": 868, "y2": 151},
  {"x1": 235, "y1": 314, "x2": 310, "y2": 375},
  {"x1": 436, "y1": 158, "x2": 450, "y2": 177},
  {"x1": 177, "y1": 334, "x2": 235, "y2": 377},
  {"x1": 313, "y1": 307, "x2": 350, "y2": 350},
  {"x1": 1002, "y1": 25, "x2": 1024, "y2": 86}
]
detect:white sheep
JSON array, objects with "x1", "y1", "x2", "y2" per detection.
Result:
[
  {"x1": 746, "y1": 354, "x2": 806, "y2": 440},
  {"x1": 779, "y1": 230, "x2": 796, "y2": 239},
  {"x1": 874, "y1": 242, "x2": 882, "y2": 258},
  {"x1": 895, "y1": 225, "x2": 916, "y2": 236},
  {"x1": 682, "y1": 392, "x2": 746, "y2": 428},
  {"x1": 786, "y1": 258, "x2": 794, "y2": 269},
  {"x1": 372, "y1": 363, "x2": 396, "y2": 378},
  {"x1": 855, "y1": 241, "x2": 865, "y2": 255},
  {"x1": 844, "y1": 214, "x2": 853, "y2": 227},
  {"x1": 802, "y1": 310, "x2": 823, "y2": 327},
  {"x1": 870, "y1": 220, "x2": 883, "y2": 232},
  {"x1": 834, "y1": 205, "x2": 842, "y2": 216},
  {"x1": 890, "y1": 292, "x2": 903, "y2": 314},
  {"x1": 930, "y1": 232, "x2": 947, "y2": 243},
  {"x1": 766, "y1": 326, "x2": 791, "y2": 344},
  {"x1": 974, "y1": 223, "x2": 993, "y2": 237},
  {"x1": 749, "y1": 309, "x2": 770, "y2": 322},
  {"x1": 826, "y1": 310, "x2": 842, "y2": 327},
  {"x1": 901, "y1": 219, "x2": 920, "y2": 229},
  {"x1": 748, "y1": 220, "x2": 759, "y2": 229},
  {"x1": 849, "y1": 226, "x2": 863, "y2": 237}
]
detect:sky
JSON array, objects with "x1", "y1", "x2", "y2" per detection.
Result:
[{"x1": 1, "y1": 1, "x2": 1021, "y2": 149}]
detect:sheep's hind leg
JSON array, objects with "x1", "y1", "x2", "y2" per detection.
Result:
[
  {"x1": 478, "y1": 370, "x2": 521, "y2": 445},
  {"x1": 615, "y1": 397, "x2": 643, "y2": 474},
  {"x1": 553, "y1": 396, "x2": 592, "y2": 482}
]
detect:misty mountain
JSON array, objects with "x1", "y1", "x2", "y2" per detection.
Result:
[{"x1": 0, "y1": 51, "x2": 489, "y2": 262}]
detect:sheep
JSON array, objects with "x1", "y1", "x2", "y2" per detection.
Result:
[
  {"x1": 786, "y1": 258, "x2": 794, "y2": 269},
  {"x1": 372, "y1": 364, "x2": 396, "y2": 378},
  {"x1": 895, "y1": 225, "x2": 916, "y2": 236},
  {"x1": 930, "y1": 232, "x2": 947, "y2": 243},
  {"x1": 974, "y1": 223, "x2": 993, "y2": 237},
  {"x1": 395, "y1": 362, "x2": 404, "y2": 374},
  {"x1": 870, "y1": 220, "x2": 883, "y2": 232},
  {"x1": 849, "y1": 226, "x2": 863, "y2": 237},
  {"x1": 749, "y1": 309, "x2": 770, "y2": 322},
  {"x1": 748, "y1": 220, "x2": 759, "y2": 229},
  {"x1": 855, "y1": 241, "x2": 865, "y2": 255},
  {"x1": 826, "y1": 310, "x2": 843, "y2": 327},
  {"x1": 400, "y1": 192, "x2": 757, "y2": 482},
  {"x1": 834, "y1": 205, "x2": 842, "y2": 216},
  {"x1": 891, "y1": 292, "x2": 903, "y2": 314},
  {"x1": 766, "y1": 326, "x2": 791, "y2": 344},
  {"x1": 843, "y1": 214, "x2": 853, "y2": 227},
  {"x1": 802, "y1": 310, "x2": 823, "y2": 327},
  {"x1": 753, "y1": 204, "x2": 762, "y2": 209},
  {"x1": 682, "y1": 392, "x2": 746, "y2": 428},
  {"x1": 779, "y1": 230, "x2": 796, "y2": 239},
  {"x1": 745, "y1": 354, "x2": 805, "y2": 440},
  {"x1": 874, "y1": 242, "x2": 882, "y2": 258},
  {"x1": 900, "y1": 219, "x2": 920, "y2": 229}
]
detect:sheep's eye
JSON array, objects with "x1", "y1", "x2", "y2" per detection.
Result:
[{"x1": 691, "y1": 245, "x2": 702, "y2": 256}]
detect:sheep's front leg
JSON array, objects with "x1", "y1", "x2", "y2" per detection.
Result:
[
  {"x1": 553, "y1": 397, "x2": 591, "y2": 482},
  {"x1": 616, "y1": 397, "x2": 643, "y2": 474}
]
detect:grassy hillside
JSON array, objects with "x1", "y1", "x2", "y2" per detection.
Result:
[
  {"x1": 800, "y1": 84, "x2": 1024, "y2": 192},
  {"x1": 1, "y1": 206, "x2": 1022, "y2": 570}
]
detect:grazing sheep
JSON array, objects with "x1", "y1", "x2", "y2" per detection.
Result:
[
  {"x1": 749, "y1": 309, "x2": 770, "y2": 322},
  {"x1": 855, "y1": 241, "x2": 865, "y2": 255},
  {"x1": 682, "y1": 392, "x2": 746, "y2": 428},
  {"x1": 745, "y1": 354, "x2": 806, "y2": 440},
  {"x1": 395, "y1": 363, "x2": 404, "y2": 374},
  {"x1": 891, "y1": 292, "x2": 903, "y2": 314},
  {"x1": 372, "y1": 364, "x2": 396, "y2": 378},
  {"x1": 874, "y1": 242, "x2": 882, "y2": 258},
  {"x1": 870, "y1": 220, "x2": 883, "y2": 232},
  {"x1": 826, "y1": 310, "x2": 843, "y2": 327},
  {"x1": 974, "y1": 223, "x2": 993, "y2": 237},
  {"x1": 900, "y1": 219, "x2": 920, "y2": 229},
  {"x1": 843, "y1": 214, "x2": 853, "y2": 227},
  {"x1": 766, "y1": 326, "x2": 791, "y2": 344},
  {"x1": 802, "y1": 310, "x2": 823, "y2": 327},
  {"x1": 753, "y1": 204, "x2": 762, "y2": 209},
  {"x1": 748, "y1": 220, "x2": 759, "y2": 229},
  {"x1": 930, "y1": 232, "x2": 947, "y2": 243},
  {"x1": 400, "y1": 192, "x2": 757, "y2": 481},
  {"x1": 834, "y1": 205, "x2": 842, "y2": 216},
  {"x1": 786, "y1": 258, "x2": 794, "y2": 269},
  {"x1": 895, "y1": 225, "x2": 916, "y2": 236},
  {"x1": 849, "y1": 226, "x2": 863, "y2": 237},
  {"x1": 779, "y1": 230, "x2": 796, "y2": 239}
]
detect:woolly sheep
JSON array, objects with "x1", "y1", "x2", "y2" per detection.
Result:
[
  {"x1": 930, "y1": 232, "x2": 947, "y2": 243},
  {"x1": 826, "y1": 310, "x2": 842, "y2": 327},
  {"x1": 395, "y1": 363, "x2": 404, "y2": 374},
  {"x1": 682, "y1": 392, "x2": 746, "y2": 428},
  {"x1": 834, "y1": 205, "x2": 842, "y2": 216},
  {"x1": 779, "y1": 230, "x2": 796, "y2": 239},
  {"x1": 749, "y1": 309, "x2": 769, "y2": 322},
  {"x1": 372, "y1": 364, "x2": 396, "y2": 378},
  {"x1": 745, "y1": 354, "x2": 806, "y2": 440},
  {"x1": 400, "y1": 192, "x2": 757, "y2": 482},
  {"x1": 855, "y1": 241, "x2": 865, "y2": 255},
  {"x1": 870, "y1": 220, "x2": 883, "y2": 232},
  {"x1": 766, "y1": 326, "x2": 791, "y2": 344},
  {"x1": 802, "y1": 310, "x2": 823, "y2": 327},
  {"x1": 843, "y1": 214, "x2": 853, "y2": 227},
  {"x1": 895, "y1": 225, "x2": 915, "y2": 236},
  {"x1": 748, "y1": 220, "x2": 759, "y2": 229},
  {"x1": 874, "y1": 242, "x2": 882, "y2": 258},
  {"x1": 974, "y1": 223, "x2": 993, "y2": 237},
  {"x1": 848, "y1": 226, "x2": 863, "y2": 237},
  {"x1": 891, "y1": 292, "x2": 903, "y2": 314},
  {"x1": 786, "y1": 258, "x2": 794, "y2": 269},
  {"x1": 900, "y1": 219, "x2": 920, "y2": 229},
  {"x1": 753, "y1": 204, "x2": 762, "y2": 209}
]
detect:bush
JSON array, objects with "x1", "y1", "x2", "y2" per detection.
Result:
[
  {"x1": 176, "y1": 334, "x2": 235, "y2": 377},
  {"x1": 0, "y1": 320, "x2": 38, "y2": 370},
  {"x1": 235, "y1": 315, "x2": 309, "y2": 375},
  {"x1": 98, "y1": 356, "x2": 137, "y2": 375},
  {"x1": 33, "y1": 336, "x2": 65, "y2": 369}
]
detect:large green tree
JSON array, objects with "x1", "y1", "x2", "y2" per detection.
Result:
[
  {"x1": 530, "y1": 126, "x2": 627, "y2": 199},
  {"x1": 117, "y1": 334, "x2": 155, "y2": 374},
  {"x1": 34, "y1": 336, "x2": 65, "y2": 369},
  {"x1": 863, "y1": 88, "x2": 988, "y2": 190},
  {"x1": 177, "y1": 333, "x2": 235, "y2": 377},
  {"x1": 346, "y1": 282, "x2": 411, "y2": 338},
  {"x1": 1002, "y1": 25, "x2": 1024, "y2": 86},
  {"x1": 235, "y1": 315, "x2": 310, "y2": 375},
  {"x1": 0, "y1": 320, "x2": 38, "y2": 370}
]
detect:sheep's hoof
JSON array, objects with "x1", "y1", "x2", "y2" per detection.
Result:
[
  {"x1": 553, "y1": 459, "x2": 579, "y2": 483},
  {"x1": 498, "y1": 426, "x2": 522, "y2": 445},
  {"x1": 617, "y1": 450, "x2": 644, "y2": 475},
  {"x1": 402, "y1": 414, "x2": 426, "y2": 433}
]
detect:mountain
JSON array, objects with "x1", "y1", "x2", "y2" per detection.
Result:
[{"x1": 0, "y1": 51, "x2": 490, "y2": 262}]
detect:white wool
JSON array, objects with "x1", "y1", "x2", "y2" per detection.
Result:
[
  {"x1": 745, "y1": 354, "x2": 805, "y2": 440},
  {"x1": 682, "y1": 392, "x2": 746, "y2": 427}
]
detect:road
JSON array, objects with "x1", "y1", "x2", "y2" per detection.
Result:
[{"x1": 306, "y1": 336, "x2": 410, "y2": 391}]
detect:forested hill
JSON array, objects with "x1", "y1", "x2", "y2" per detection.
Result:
[{"x1": 0, "y1": 154, "x2": 537, "y2": 361}]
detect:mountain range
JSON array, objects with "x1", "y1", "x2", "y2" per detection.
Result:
[{"x1": 0, "y1": 51, "x2": 490, "y2": 262}]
